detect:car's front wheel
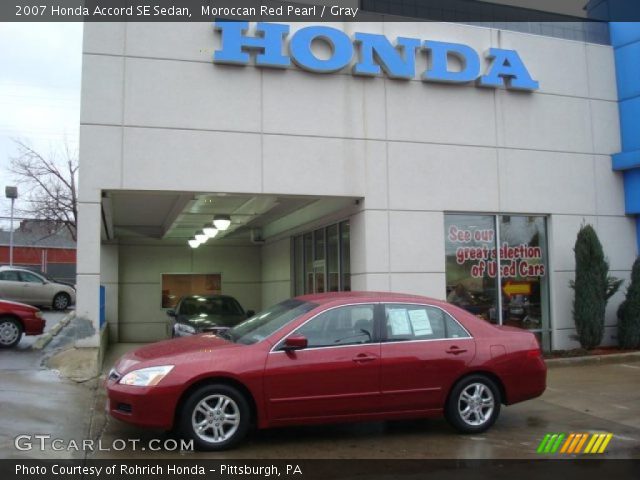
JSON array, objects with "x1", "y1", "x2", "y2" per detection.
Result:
[
  {"x1": 445, "y1": 375, "x2": 501, "y2": 433},
  {"x1": 179, "y1": 384, "x2": 250, "y2": 451},
  {"x1": 0, "y1": 317, "x2": 23, "y2": 348},
  {"x1": 53, "y1": 292, "x2": 70, "y2": 311}
]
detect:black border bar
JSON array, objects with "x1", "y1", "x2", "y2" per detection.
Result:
[{"x1": 2, "y1": 0, "x2": 640, "y2": 22}]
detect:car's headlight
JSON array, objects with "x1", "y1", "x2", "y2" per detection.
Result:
[
  {"x1": 119, "y1": 365, "x2": 174, "y2": 386},
  {"x1": 34, "y1": 311, "x2": 43, "y2": 318},
  {"x1": 175, "y1": 323, "x2": 196, "y2": 334}
]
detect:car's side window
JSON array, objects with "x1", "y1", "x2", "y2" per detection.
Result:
[
  {"x1": 19, "y1": 272, "x2": 43, "y2": 284},
  {"x1": 0, "y1": 271, "x2": 20, "y2": 281},
  {"x1": 445, "y1": 314, "x2": 471, "y2": 338},
  {"x1": 384, "y1": 304, "x2": 470, "y2": 341},
  {"x1": 294, "y1": 304, "x2": 375, "y2": 348}
]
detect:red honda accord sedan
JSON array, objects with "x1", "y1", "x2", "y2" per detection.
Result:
[{"x1": 106, "y1": 292, "x2": 546, "y2": 450}]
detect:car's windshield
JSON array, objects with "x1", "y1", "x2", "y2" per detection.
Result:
[
  {"x1": 178, "y1": 296, "x2": 244, "y2": 316},
  {"x1": 228, "y1": 299, "x2": 317, "y2": 345}
]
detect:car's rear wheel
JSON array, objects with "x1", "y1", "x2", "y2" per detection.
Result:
[
  {"x1": 0, "y1": 317, "x2": 23, "y2": 348},
  {"x1": 53, "y1": 293, "x2": 70, "y2": 311},
  {"x1": 179, "y1": 384, "x2": 250, "y2": 451},
  {"x1": 445, "y1": 375, "x2": 501, "y2": 433}
]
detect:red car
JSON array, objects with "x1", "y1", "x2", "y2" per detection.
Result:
[
  {"x1": 106, "y1": 292, "x2": 546, "y2": 450},
  {"x1": 0, "y1": 299, "x2": 46, "y2": 348}
]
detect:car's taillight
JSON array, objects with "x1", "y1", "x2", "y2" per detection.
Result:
[{"x1": 526, "y1": 348, "x2": 542, "y2": 359}]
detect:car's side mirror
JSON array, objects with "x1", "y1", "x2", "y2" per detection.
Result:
[
  {"x1": 282, "y1": 334, "x2": 308, "y2": 351},
  {"x1": 166, "y1": 309, "x2": 176, "y2": 318},
  {"x1": 246, "y1": 310, "x2": 255, "y2": 318}
]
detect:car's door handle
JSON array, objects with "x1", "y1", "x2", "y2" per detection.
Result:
[
  {"x1": 352, "y1": 353, "x2": 378, "y2": 363},
  {"x1": 446, "y1": 346, "x2": 467, "y2": 355}
]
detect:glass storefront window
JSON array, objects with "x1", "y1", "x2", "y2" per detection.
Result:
[
  {"x1": 327, "y1": 224, "x2": 340, "y2": 292},
  {"x1": 293, "y1": 221, "x2": 350, "y2": 295},
  {"x1": 444, "y1": 215, "x2": 499, "y2": 323},
  {"x1": 294, "y1": 236, "x2": 304, "y2": 296},
  {"x1": 340, "y1": 221, "x2": 351, "y2": 292},
  {"x1": 444, "y1": 214, "x2": 551, "y2": 351},
  {"x1": 498, "y1": 216, "x2": 550, "y2": 334},
  {"x1": 314, "y1": 228, "x2": 326, "y2": 293},
  {"x1": 304, "y1": 232, "x2": 313, "y2": 294}
]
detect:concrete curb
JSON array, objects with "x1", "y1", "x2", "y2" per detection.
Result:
[
  {"x1": 546, "y1": 351, "x2": 640, "y2": 367},
  {"x1": 32, "y1": 311, "x2": 76, "y2": 350}
]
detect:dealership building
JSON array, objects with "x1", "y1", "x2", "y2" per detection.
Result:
[{"x1": 75, "y1": 3, "x2": 640, "y2": 366}]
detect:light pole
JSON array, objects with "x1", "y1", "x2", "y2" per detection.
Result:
[{"x1": 5, "y1": 186, "x2": 18, "y2": 267}]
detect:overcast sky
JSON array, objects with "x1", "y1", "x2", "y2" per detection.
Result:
[{"x1": 0, "y1": 22, "x2": 83, "y2": 225}]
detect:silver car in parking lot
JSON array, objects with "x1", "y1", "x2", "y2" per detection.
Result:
[{"x1": 0, "y1": 266, "x2": 76, "y2": 310}]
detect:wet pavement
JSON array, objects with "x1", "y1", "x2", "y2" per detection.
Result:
[
  {"x1": 0, "y1": 310, "x2": 98, "y2": 459},
  {"x1": 0, "y1": 311, "x2": 67, "y2": 370},
  {"x1": 1, "y1": 337, "x2": 639, "y2": 460},
  {"x1": 91, "y1": 347, "x2": 640, "y2": 460}
]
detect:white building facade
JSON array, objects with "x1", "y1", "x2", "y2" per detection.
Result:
[{"x1": 76, "y1": 18, "x2": 635, "y2": 365}]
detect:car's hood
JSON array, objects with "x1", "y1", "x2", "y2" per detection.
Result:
[
  {"x1": 182, "y1": 314, "x2": 245, "y2": 328},
  {"x1": 0, "y1": 299, "x2": 38, "y2": 311},
  {"x1": 115, "y1": 334, "x2": 239, "y2": 373}
]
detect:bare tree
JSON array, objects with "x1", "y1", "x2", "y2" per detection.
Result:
[{"x1": 9, "y1": 139, "x2": 78, "y2": 241}]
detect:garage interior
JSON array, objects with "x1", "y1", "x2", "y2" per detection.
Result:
[{"x1": 99, "y1": 191, "x2": 359, "y2": 343}]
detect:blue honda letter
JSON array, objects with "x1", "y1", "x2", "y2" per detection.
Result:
[
  {"x1": 290, "y1": 26, "x2": 353, "y2": 73},
  {"x1": 479, "y1": 48, "x2": 539, "y2": 90},
  {"x1": 213, "y1": 22, "x2": 290, "y2": 68},
  {"x1": 353, "y1": 33, "x2": 421, "y2": 79},
  {"x1": 423, "y1": 41, "x2": 481, "y2": 83}
]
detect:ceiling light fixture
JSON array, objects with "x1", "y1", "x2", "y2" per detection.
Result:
[
  {"x1": 203, "y1": 225, "x2": 218, "y2": 238},
  {"x1": 195, "y1": 231, "x2": 208, "y2": 243},
  {"x1": 188, "y1": 239, "x2": 200, "y2": 248},
  {"x1": 213, "y1": 214, "x2": 231, "y2": 231}
]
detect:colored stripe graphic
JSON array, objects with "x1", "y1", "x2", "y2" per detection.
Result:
[
  {"x1": 597, "y1": 434, "x2": 613, "y2": 453},
  {"x1": 574, "y1": 434, "x2": 589, "y2": 453},
  {"x1": 560, "y1": 433, "x2": 575, "y2": 453},
  {"x1": 537, "y1": 433, "x2": 613, "y2": 455},
  {"x1": 537, "y1": 434, "x2": 552, "y2": 453}
]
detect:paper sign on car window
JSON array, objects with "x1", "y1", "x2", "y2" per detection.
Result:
[
  {"x1": 388, "y1": 309, "x2": 412, "y2": 336},
  {"x1": 408, "y1": 309, "x2": 433, "y2": 336}
]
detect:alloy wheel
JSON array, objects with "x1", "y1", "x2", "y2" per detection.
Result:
[
  {"x1": 191, "y1": 394, "x2": 241, "y2": 444},
  {"x1": 457, "y1": 382, "x2": 495, "y2": 427}
]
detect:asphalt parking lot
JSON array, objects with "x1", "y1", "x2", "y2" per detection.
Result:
[
  {"x1": 0, "y1": 332, "x2": 639, "y2": 460},
  {"x1": 91, "y1": 355, "x2": 640, "y2": 459}
]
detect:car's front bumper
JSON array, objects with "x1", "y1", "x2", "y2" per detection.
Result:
[
  {"x1": 106, "y1": 379, "x2": 179, "y2": 430},
  {"x1": 23, "y1": 315, "x2": 46, "y2": 336}
]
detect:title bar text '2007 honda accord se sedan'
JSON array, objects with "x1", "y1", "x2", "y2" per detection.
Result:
[{"x1": 106, "y1": 292, "x2": 547, "y2": 450}]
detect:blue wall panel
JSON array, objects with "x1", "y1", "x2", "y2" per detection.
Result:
[
  {"x1": 608, "y1": 21, "x2": 640, "y2": 250},
  {"x1": 614, "y1": 41, "x2": 640, "y2": 100},
  {"x1": 619, "y1": 96, "x2": 640, "y2": 153},
  {"x1": 610, "y1": 21, "x2": 640, "y2": 47},
  {"x1": 624, "y1": 169, "x2": 640, "y2": 214}
]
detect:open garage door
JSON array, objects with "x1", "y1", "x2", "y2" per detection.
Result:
[{"x1": 100, "y1": 191, "x2": 359, "y2": 343}]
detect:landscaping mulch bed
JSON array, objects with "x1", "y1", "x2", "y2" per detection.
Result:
[{"x1": 544, "y1": 346, "x2": 640, "y2": 359}]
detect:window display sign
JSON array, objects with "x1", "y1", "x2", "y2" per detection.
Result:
[
  {"x1": 445, "y1": 215, "x2": 550, "y2": 350},
  {"x1": 448, "y1": 225, "x2": 546, "y2": 279},
  {"x1": 161, "y1": 273, "x2": 222, "y2": 308}
]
